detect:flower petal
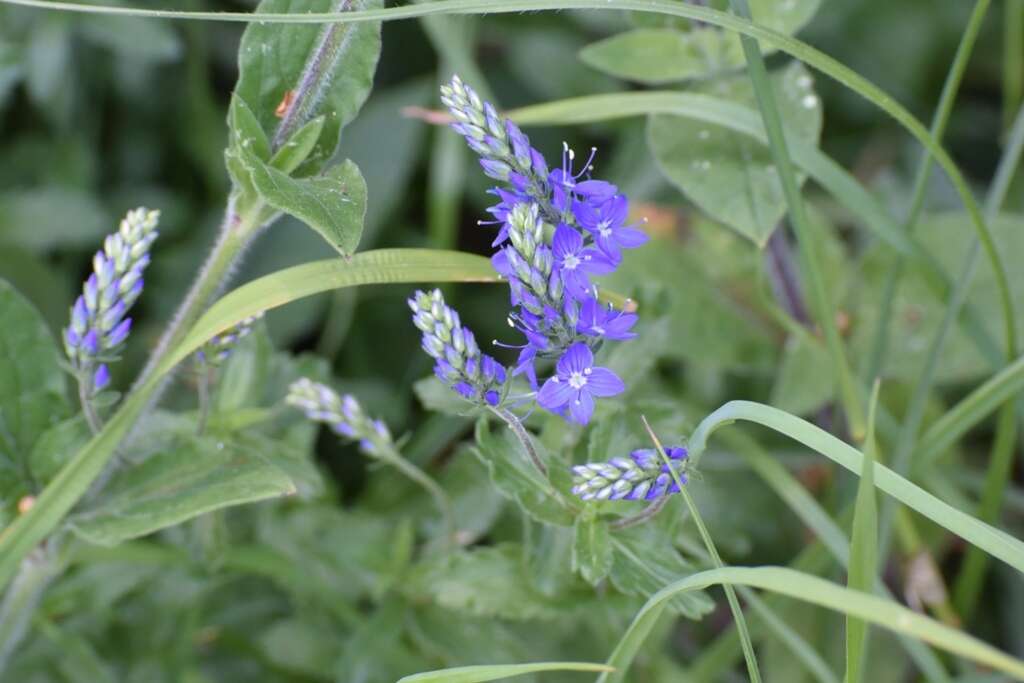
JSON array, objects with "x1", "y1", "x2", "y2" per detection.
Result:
[
  {"x1": 552, "y1": 224, "x2": 582, "y2": 258},
  {"x1": 614, "y1": 227, "x2": 650, "y2": 249},
  {"x1": 538, "y1": 376, "x2": 573, "y2": 410},
  {"x1": 558, "y1": 342, "x2": 593, "y2": 376},
  {"x1": 586, "y1": 367, "x2": 625, "y2": 397},
  {"x1": 569, "y1": 390, "x2": 595, "y2": 424}
]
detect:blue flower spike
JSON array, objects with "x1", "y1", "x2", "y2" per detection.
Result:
[
  {"x1": 63, "y1": 207, "x2": 160, "y2": 394},
  {"x1": 571, "y1": 446, "x2": 689, "y2": 501},
  {"x1": 408, "y1": 288, "x2": 508, "y2": 407},
  {"x1": 440, "y1": 75, "x2": 649, "y2": 424},
  {"x1": 286, "y1": 378, "x2": 393, "y2": 457}
]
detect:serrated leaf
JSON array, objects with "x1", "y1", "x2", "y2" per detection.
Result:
[
  {"x1": 0, "y1": 280, "x2": 69, "y2": 498},
  {"x1": 609, "y1": 525, "x2": 715, "y2": 619},
  {"x1": 245, "y1": 156, "x2": 367, "y2": 256},
  {"x1": 233, "y1": 0, "x2": 382, "y2": 175},
  {"x1": 68, "y1": 437, "x2": 296, "y2": 545},
  {"x1": 649, "y1": 61, "x2": 822, "y2": 245},
  {"x1": 408, "y1": 545, "x2": 575, "y2": 621},
  {"x1": 472, "y1": 419, "x2": 574, "y2": 527},
  {"x1": 573, "y1": 515, "x2": 613, "y2": 585}
]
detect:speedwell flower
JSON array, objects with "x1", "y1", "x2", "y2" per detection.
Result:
[
  {"x1": 286, "y1": 378, "x2": 393, "y2": 457},
  {"x1": 572, "y1": 446, "x2": 688, "y2": 500},
  {"x1": 63, "y1": 207, "x2": 159, "y2": 392},
  {"x1": 537, "y1": 342, "x2": 624, "y2": 424}
]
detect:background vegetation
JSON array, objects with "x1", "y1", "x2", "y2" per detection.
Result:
[{"x1": 1, "y1": 0, "x2": 1023, "y2": 681}]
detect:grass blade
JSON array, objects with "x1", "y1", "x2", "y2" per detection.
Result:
[
  {"x1": 687, "y1": 401, "x2": 1024, "y2": 576},
  {"x1": 602, "y1": 566, "x2": 1024, "y2": 681},
  {"x1": 846, "y1": 382, "x2": 880, "y2": 683},
  {"x1": 398, "y1": 662, "x2": 613, "y2": 682}
]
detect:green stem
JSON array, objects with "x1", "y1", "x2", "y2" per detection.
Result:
[
  {"x1": 1005, "y1": 0, "x2": 1024, "y2": 132},
  {"x1": 270, "y1": 0, "x2": 353, "y2": 150},
  {"x1": 380, "y1": 445, "x2": 456, "y2": 550},
  {"x1": 641, "y1": 417, "x2": 762, "y2": 683},
  {"x1": 133, "y1": 201, "x2": 254, "y2": 393},
  {"x1": 489, "y1": 405, "x2": 547, "y2": 477},
  {"x1": 77, "y1": 375, "x2": 103, "y2": 435},
  {"x1": 729, "y1": 0, "x2": 863, "y2": 439},
  {"x1": 0, "y1": 549, "x2": 56, "y2": 676},
  {"x1": 953, "y1": 400, "x2": 1019, "y2": 619},
  {"x1": 195, "y1": 363, "x2": 212, "y2": 436}
]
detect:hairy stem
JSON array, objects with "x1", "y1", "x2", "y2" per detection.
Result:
[
  {"x1": 489, "y1": 405, "x2": 547, "y2": 476},
  {"x1": 195, "y1": 363, "x2": 212, "y2": 436},
  {"x1": 271, "y1": 0, "x2": 353, "y2": 150},
  {"x1": 133, "y1": 201, "x2": 253, "y2": 393},
  {"x1": 609, "y1": 496, "x2": 668, "y2": 530},
  {"x1": 0, "y1": 549, "x2": 55, "y2": 676}
]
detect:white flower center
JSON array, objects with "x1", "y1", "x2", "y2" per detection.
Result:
[
  {"x1": 568, "y1": 371, "x2": 588, "y2": 390},
  {"x1": 562, "y1": 253, "x2": 581, "y2": 270},
  {"x1": 597, "y1": 220, "x2": 612, "y2": 237},
  {"x1": 592, "y1": 325, "x2": 605, "y2": 335}
]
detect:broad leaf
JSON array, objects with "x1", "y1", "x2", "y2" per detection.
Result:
[
  {"x1": 233, "y1": 0, "x2": 382, "y2": 175},
  {"x1": 583, "y1": 0, "x2": 820, "y2": 84},
  {"x1": 0, "y1": 280, "x2": 69, "y2": 503},
  {"x1": 608, "y1": 525, "x2": 715, "y2": 619},
  {"x1": 68, "y1": 437, "x2": 296, "y2": 546},
  {"x1": 408, "y1": 545, "x2": 579, "y2": 621},
  {"x1": 472, "y1": 419, "x2": 574, "y2": 527},
  {"x1": 649, "y1": 61, "x2": 822, "y2": 245},
  {"x1": 244, "y1": 155, "x2": 368, "y2": 257}
]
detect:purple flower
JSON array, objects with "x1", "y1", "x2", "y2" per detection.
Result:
[
  {"x1": 574, "y1": 194, "x2": 649, "y2": 260},
  {"x1": 287, "y1": 378, "x2": 394, "y2": 457},
  {"x1": 571, "y1": 446, "x2": 688, "y2": 500},
  {"x1": 576, "y1": 297, "x2": 637, "y2": 341},
  {"x1": 537, "y1": 342, "x2": 625, "y2": 424},
  {"x1": 551, "y1": 225, "x2": 617, "y2": 300}
]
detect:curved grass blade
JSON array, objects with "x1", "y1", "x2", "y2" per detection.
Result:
[
  {"x1": 687, "y1": 401, "x2": 1024, "y2": 576},
  {"x1": 599, "y1": 566, "x2": 1024, "y2": 682},
  {"x1": 398, "y1": 662, "x2": 613, "y2": 682}
]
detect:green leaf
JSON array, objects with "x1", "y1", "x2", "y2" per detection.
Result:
[
  {"x1": 0, "y1": 280, "x2": 69, "y2": 491},
  {"x1": 68, "y1": 437, "x2": 296, "y2": 546},
  {"x1": 472, "y1": 419, "x2": 574, "y2": 527},
  {"x1": 269, "y1": 115, "x2": 325, "y2": 174},
  {"x1": 609, "y1": 525, "x2": 715, "y2": 619},
  {"x1": 234, "y1": 0, "x2": 382, "y2": 174},
  {"x1": 770, "y1": 334, "x2": 833, "y2": 415},
  {"x1": 228, "y1": 95, "x2": 271, "y2": 163},
  {"x1": 407, "y1": 544, "x2": 576, "y2": 621},
  {"x1": 398, "y1": 662, "x2": 613, "y2": 683},
  {"x1": 573, "y1": 515, "x2": 613, "y2": 585},
  {"x1": 414, "y1": 376, "x2": 476, "y2": 417},
  {"x1": 245, "y1": 156, "x2": 368, "y2": 257},
  {"x1": 649, "y1": 61, "x2": 822, "y2": 244},
  {"x1": 598, "y1": 566, "x2": 1024, "y2": 683},
  {"x1": 580, "y1": 28, "x2": 742, "y2": 84}
]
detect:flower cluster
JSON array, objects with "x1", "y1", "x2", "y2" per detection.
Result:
[
  {"x1": 63, "y1": 208, "x2": 160, "y2": 393},
  {"x1": 571, "y1": 446, "x2": 689, "y2": 501},
  {"x1": 286, "y1": 378, "x2": 393, "y2": 457},
  {"x1": 409, "y1": 289, "x2": 507, "y2": 407},
  {"x1": 197, "y1": 312, "x2": 264, "y2": 366},
  {"x1": 440, "y1": 75, "x2": 645, "y2": 424}
]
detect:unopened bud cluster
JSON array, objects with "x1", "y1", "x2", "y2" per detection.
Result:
[
  {"x1": 286, "y1": 378, "x2": 393, "y2": 457},
  {"x1": 571, "y1": 446, "x2": 689, "y2": 501},
  {"x1": 63, "y1": 208, "x2": 159, "y2": 392}
]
